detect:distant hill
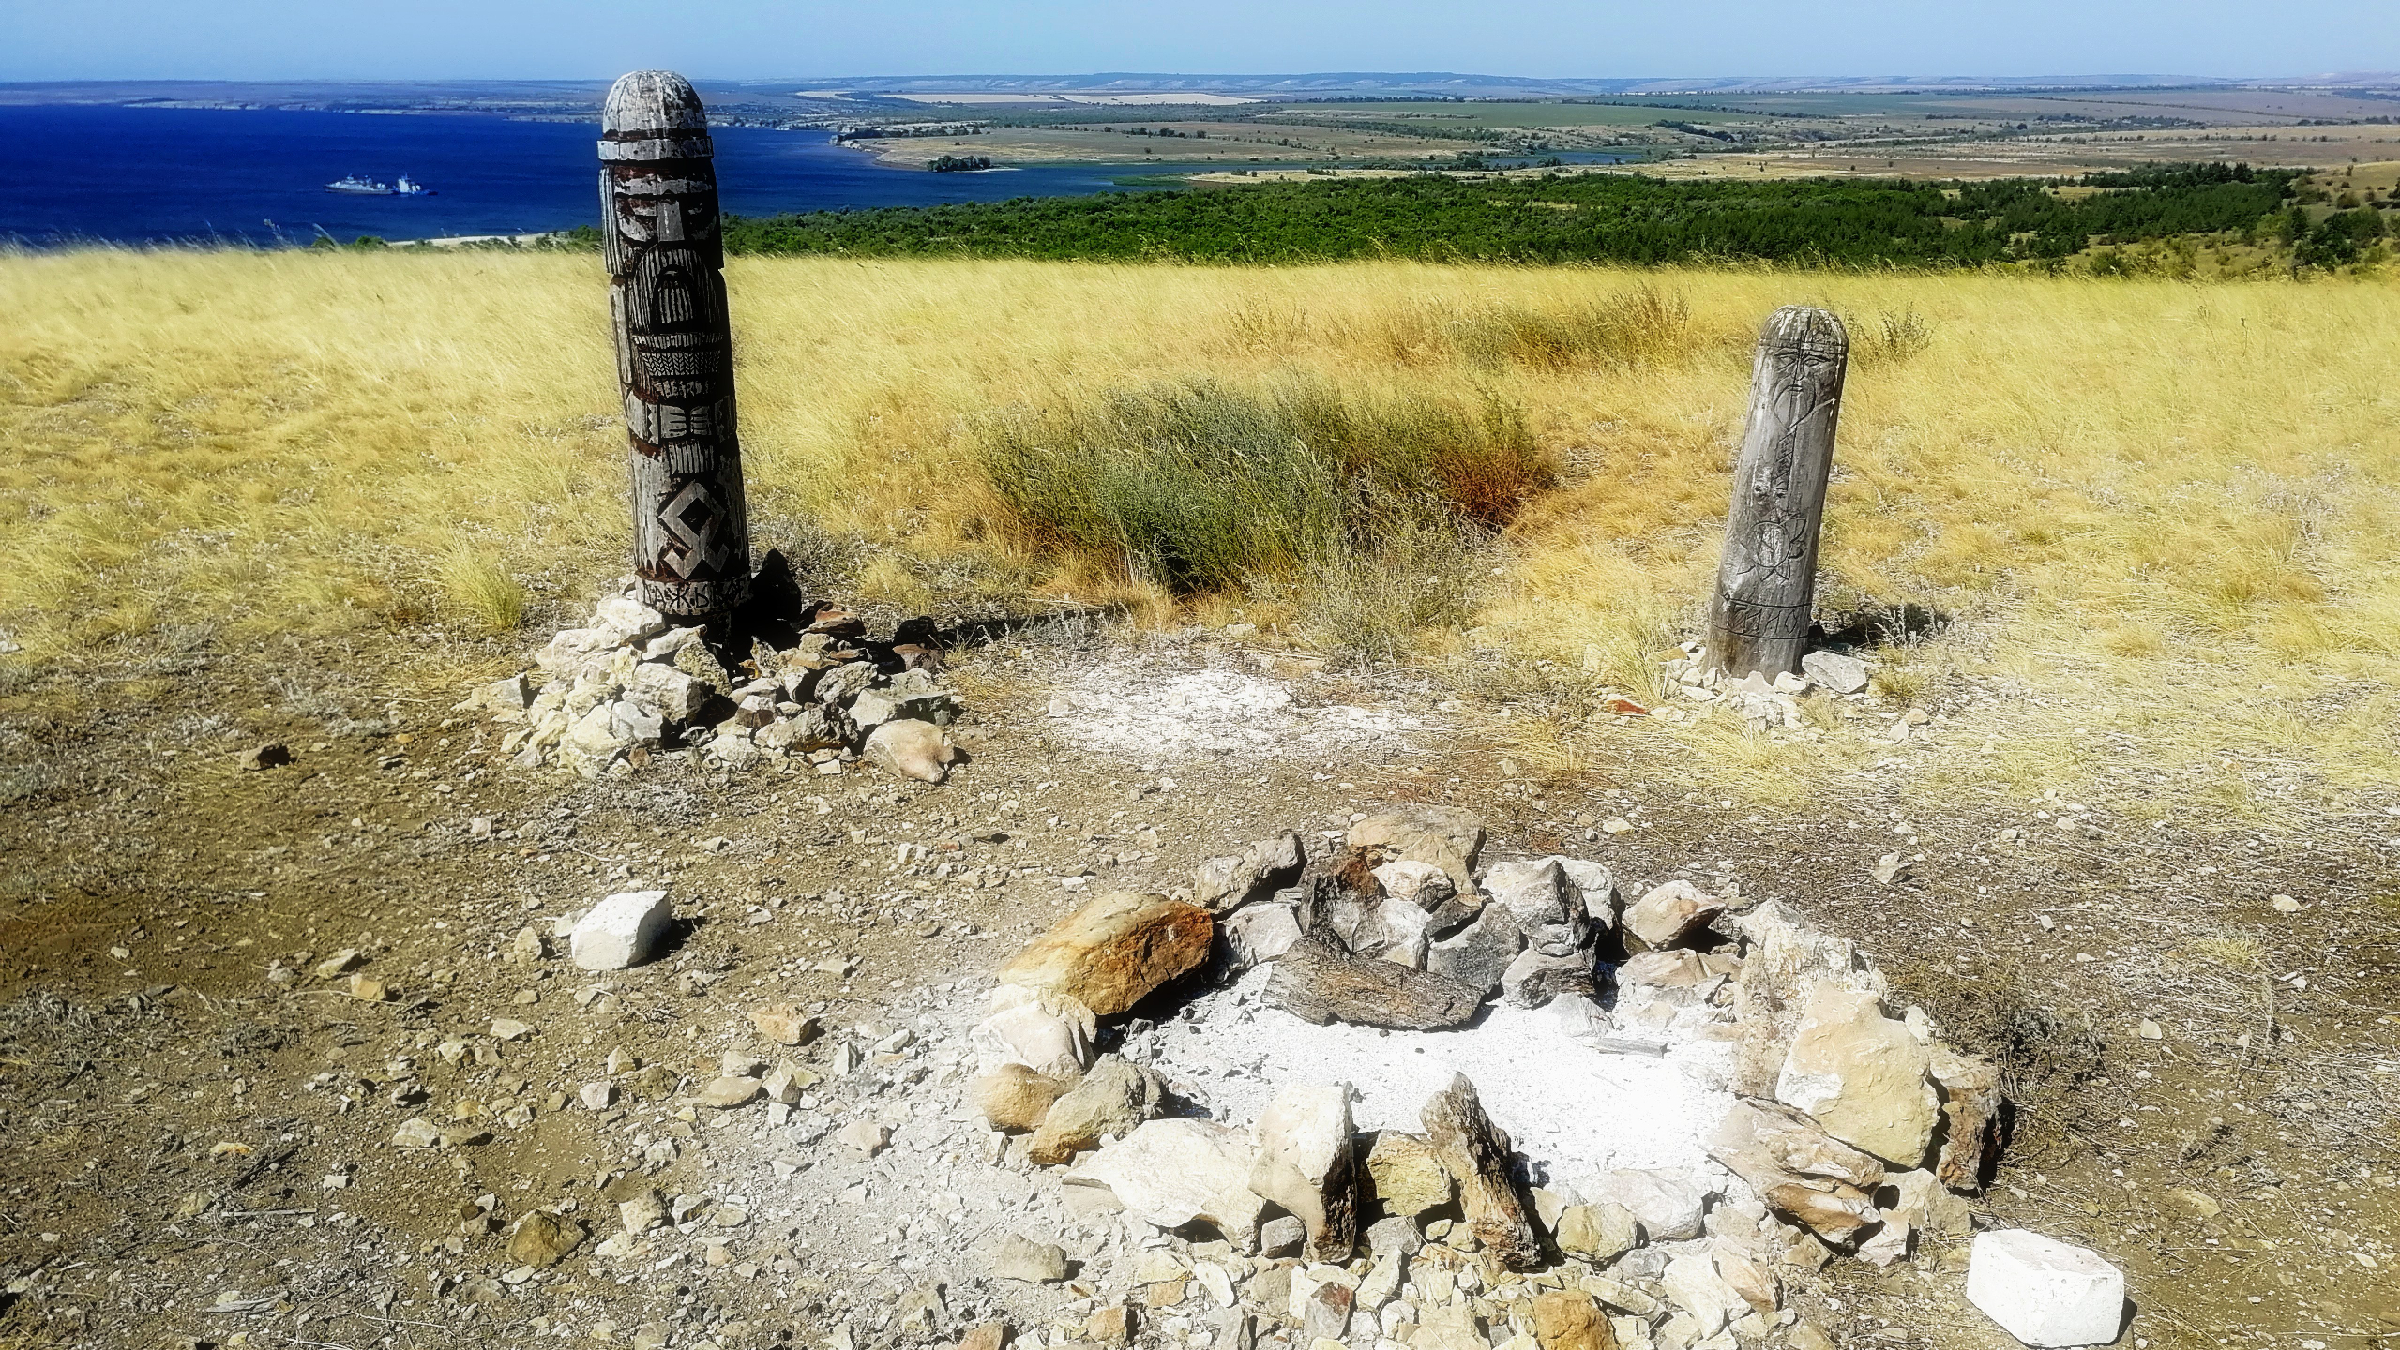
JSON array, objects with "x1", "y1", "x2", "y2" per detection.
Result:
[{"x1": 4, "y1": 71, "x2": 2394, "y2": 118}]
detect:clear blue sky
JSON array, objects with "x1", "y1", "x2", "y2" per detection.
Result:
[{"x1": 6, "y1": 0, "x2": 2394, "y2": 83}]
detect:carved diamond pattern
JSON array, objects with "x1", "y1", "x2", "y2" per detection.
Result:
[{"x1": 659, "y1": 480, "x2": 731, "y2": 578}]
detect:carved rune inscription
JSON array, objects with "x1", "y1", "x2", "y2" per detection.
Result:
[{"x1": 600, "y1": 70, "x2": 751, "y2": 616}]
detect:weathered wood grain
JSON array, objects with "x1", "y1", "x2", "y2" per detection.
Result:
[
  {"x1": 1268, "y1": 934, "x2": 1482, "y2": 1030},
  {"x1": 1420, "y1": 1074, "x2": 1543, "y2": 1270},
  {"x1": 601, "y1": 70, "x2": 751, "y2": 618},
  {"x1": 1707, "y1": 306, "x2": 1849, "y2": 680}
]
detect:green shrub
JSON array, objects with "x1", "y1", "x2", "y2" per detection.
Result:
[{"x1": 979, "y1": 377, "x2": 1552, "y2": 596}]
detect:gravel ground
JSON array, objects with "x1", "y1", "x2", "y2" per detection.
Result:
[{"x1": 1, "y1": 621, "x2": 2394, "y2": 1350}]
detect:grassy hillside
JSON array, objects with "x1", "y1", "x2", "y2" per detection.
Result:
[{"x1": 3, "y1": 249, "x2": 2397, "y2": 817}]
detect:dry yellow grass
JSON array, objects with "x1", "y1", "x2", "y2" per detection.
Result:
[{"x1": 2, "y1": 248, "x2": 2396, "y2": 823}]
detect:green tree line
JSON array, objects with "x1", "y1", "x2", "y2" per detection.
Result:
[{"x1": 717, "y1": 163, "x2": 2303, "y2": 267}]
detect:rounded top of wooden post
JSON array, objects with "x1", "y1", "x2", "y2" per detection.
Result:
[
  {"x1": 1760, "y1": 305, "x2": 1849, "y2": 358},
  {"x1": 600, "y1": 70, "x2": 714, "y2": 162}
]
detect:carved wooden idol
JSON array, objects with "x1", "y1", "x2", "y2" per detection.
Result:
[
  {"x1": 600, "y1": 70, "x2": 751, "y2": 618},
  {"x1": 1707, "y1": 306, "x2": 1849, "y2": 680}
]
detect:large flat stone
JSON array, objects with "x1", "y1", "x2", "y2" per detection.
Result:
[{"x1": 1067, "y1": 1118, "x2": 1266, "y2": 1251}]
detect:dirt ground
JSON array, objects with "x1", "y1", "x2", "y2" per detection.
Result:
[{"x1": 1, "y1": 611, "x2": 2395, "y2": 1350}]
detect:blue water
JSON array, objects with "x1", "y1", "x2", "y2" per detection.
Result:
[{"x1": 0, "y1": 105, "x2": 1225, "y2": 247}]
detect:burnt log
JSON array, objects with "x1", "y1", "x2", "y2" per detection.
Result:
[
  {"x1": 1268, "y1": 935, "x2": 1481, "y2": 1031},
  {"x1": 1707, "y1": 306, "x2": 1849, "y2": 680},
  {"x1": 600, "y1": 70, "x2": 752, "y2": 620},
  {"x1": 1420, "y1": 1074, "x2": 1543, "y2": 1271}
]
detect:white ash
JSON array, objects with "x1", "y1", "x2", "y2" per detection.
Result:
[
  {"x1": 1043, "y1": 659, "x2": 1432, "y2": 761},
  {"x1": 1135, "y1": 965, "x2": 1741, "y2": 1195}
]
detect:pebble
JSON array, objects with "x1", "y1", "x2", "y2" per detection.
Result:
[
  {"x1": 988, "y1": 1233, "x2": 1069, "y2": 1283},
  {"x1": 490, "y1": 1018, "x2": 532, "y2": 1042},
  {"x1": 837, "y1": 1121, "x2": 891, "y2": 1156},
  {"x1": 750, "y1": 1002, "x2": 820, "y2": 1046},
  {"x1": 696, "y1": 1077, "x2": 763, "y2": 1109},
  {"x1": 579, "y1": 1082, "x2": 617, "y2": 1111},
  {"x1": 240, "y1": 742, "x2": 293, "y2": 772},
  {"x1": 619, "y1": 1191, "x2": 668, "y2": 1235}
]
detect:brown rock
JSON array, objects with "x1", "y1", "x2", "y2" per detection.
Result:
[
  {"x1": 1531, "y1": 1291, "x2": 1618, "y2": 1350},
  {"x1": 975, "y1": 1064, "x2": 1075, "y2": 1133},
  {"x1": 958, "y1": 1324, "x2": 1010, "y2": 1350},
  {"x1": 1364, "y1": 1131, "x2": 1453, "y2": 1217},
  {"x1": 998, "y1": 892, "x2": 1213, "y2": 1018},
  {"x1": 506, "y1": 1211, "x2": 584, "y2": 1267},
  {"x1": 1709, "y1": 1097, "x2": 1883, "y2": 1246},
  {"x1": 749, "y1": 1002, "x2": 820, "y2": 1046},
  {"x1": 1554, "y1": 1203, "x2": 1640, "y2": 1263},
  {"x1": 1346, "y1": 804, "x2": 1485, "y2": 896},
  {"x1": 1928, "y1": 1045, "x2": 2001, "y2": 1192},
  {"x1": 1710, "y1": 1243, "x2": 1779, "y2": 1314},
  {"x1": 1027, "y1": 1055, "x2": 1166, "y2": 1164},
  {"x1": 1421, "y1": 1074, "x2": 1541, "y2": 1271},
  {"x1": 1773, "y1": 981, "x2": 1938, "y2": 1167},
  {"x1": 1085, "y1": 1306, "x2": 1132, "y2": 1345},
  {"x1": 1724, "y1": 901, "x2": 1880, "y2": 1097},
  {"x1": 866, "y1": 718, "x2": 958, "y2": 783},
  {"x1": 1622, "y1": 880, "x2": 1724, "y2": 951}
]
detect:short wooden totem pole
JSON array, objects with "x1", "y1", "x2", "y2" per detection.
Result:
[
  {"x1": 599, "y1": 70, "x2": 751, "y2": 619},
  {"x1": 1707, "y1": 306, "x2": 1850, "y2": 680}
]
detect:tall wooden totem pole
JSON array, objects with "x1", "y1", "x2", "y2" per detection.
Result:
[{"x1": 599, "y1": 70, "x2": 751, "y2": 619}]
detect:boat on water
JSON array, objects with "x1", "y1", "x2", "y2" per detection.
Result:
[{"x1": 324, "y1": 173, "x2": 433, "y2": 196}]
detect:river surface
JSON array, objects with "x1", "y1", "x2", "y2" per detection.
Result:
[{"x1": 0, "y1": 104, "x2": 1224, "y2": 246}]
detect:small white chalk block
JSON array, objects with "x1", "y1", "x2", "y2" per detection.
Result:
[
  {"x1": 570, "y1": 890, "x2": 671, "y2": 970},
  {"x1": 1965, "y1": 1228, "x2": 2126, "y2": 1347}
]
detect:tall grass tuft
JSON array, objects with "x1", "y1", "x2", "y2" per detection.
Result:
[
  {"x1": 978, "y1": 377, "x2": 1553, "y2": 597},
  {"x1": 1367, "y1": 284, "x2": 1697, "y2": 371},
  {"x1": 1297, "y1": 514, "x2": 1489, "y2": 665},
  {"x1": 440, "y1": 551, "x2": 527, "y2": 635}
]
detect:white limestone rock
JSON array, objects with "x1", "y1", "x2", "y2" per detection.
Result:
[
  {"x1": 1248, "y1": 1083, "x2": 1357, "y2": 1262},
  {"x1": 969, "y1": 1000, "x2": 1093, "y2": 1079},
  {"x1": 1067, "y1": 1118, "x2": 1266, "y2": 1252},
  {"x1": 1221, "y1": 903, "x2": 1304, "y2": 971},
  {"x1": 1965, "y1": 1229, "x2": 2126, "y2": 1347},
  {"x1": 1582, "y1": 1167, "x2": 1709, "y2": 1242},
  {"x1": 569, "y1": 890, "x2": 672, "y2": 970},
  {"x1": 1801, "y1": 650, "x2": 1869, "y2": 694}
]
